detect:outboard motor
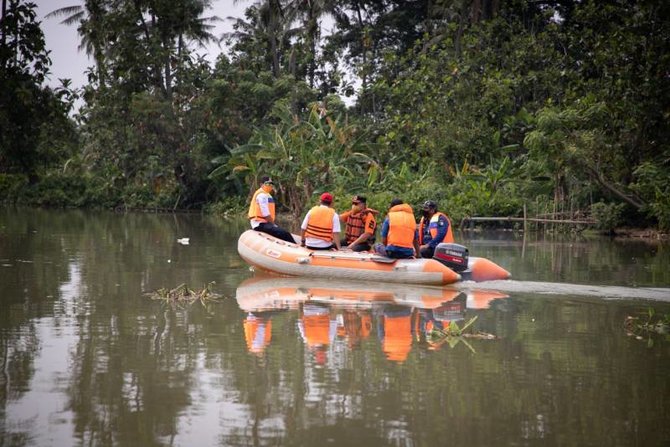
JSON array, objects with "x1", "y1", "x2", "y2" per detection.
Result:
[{"x1": 433, "y1": 243, "x2": 469, "y2": 272}]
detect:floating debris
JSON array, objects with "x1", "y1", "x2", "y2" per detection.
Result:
[
  {"x1": 177, "y1": 238, "x2": 190, "y2": 245},
  {"x1": 146, "y1": 282, "x2": 222, "y2": 308},
  {"x1": 624, "y1": 308, "x2": 669, "y2": 346},
  {"x1": 426, "y1": 316, "x2": 498, "y2": 351}
]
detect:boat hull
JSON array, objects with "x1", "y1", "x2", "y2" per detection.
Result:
[
  {"x1": 238, "y1": 230, "x2": 511, "y2": 285},
  {"x1": 238, "y1": 230, "x2": 461, "y2": 285}
]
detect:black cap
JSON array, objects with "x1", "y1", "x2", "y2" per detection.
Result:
[
  {"x1": 260, "y1": 175, "x2": 274, "y2": 185},
  {"x1": 422, "y1": 200, "x2": 437, "y2": 210},
  {"x1": 352, "y1": 195, "x2": 367, "y2": 204},
  {"x1": 390, "y1": 198, "x2": 403, "y2": 207}
]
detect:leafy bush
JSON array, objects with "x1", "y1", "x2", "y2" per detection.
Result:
[
  {"x1": 591, "y1": 202, "x2": 626, "y2": 233},
  {"x1": 0, "y1": 174, "x2": 28, "y2": 203}
]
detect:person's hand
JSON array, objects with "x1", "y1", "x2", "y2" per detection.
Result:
[
  {"x1": 420, "y1": 244, "x2": 428, "y2": 251},
  {"x1": 300, "y1": 239, "x2": 306, "y2": 247}
]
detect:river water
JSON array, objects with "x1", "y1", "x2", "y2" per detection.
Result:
[{"x1": 1, "y1": 208, "x2": 668, "y2": 446}]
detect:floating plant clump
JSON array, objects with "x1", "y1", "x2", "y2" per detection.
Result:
[
  {"x1": 147, "y1": 282, "x2": 222, "y2": 307},
  {"x1": 426, "y1": 316, "x2": 498, "y2": 352},
  {"x1": 624, "y1": 308, "x2": 670, "y2": 346}
]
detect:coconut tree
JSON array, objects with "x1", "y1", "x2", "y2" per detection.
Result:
[{"x1": 46, "y1": 0, "x2": 110, "y2": 87}]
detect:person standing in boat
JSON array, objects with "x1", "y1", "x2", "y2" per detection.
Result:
[
  {"x1": 339, "y1": 195, "x2": 377, "y2": 252},
  {"x1": 248, "y1": 176, "x2": 296, "y2": 243},
  {"x1": 418, "y1": 200, "x2": 454, "y2": 258},
  {"x1": 300, "y1": 192, "x2": 342, "y2": 250},
  {"x1": 374, "y1": 198, "x2": 420, "y2": 259}
]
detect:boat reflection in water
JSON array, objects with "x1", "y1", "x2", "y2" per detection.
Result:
[{"x1": 236, "y1": 276, "x2": 509, "y2": 363}]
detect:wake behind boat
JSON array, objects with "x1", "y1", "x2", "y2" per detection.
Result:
[{"x1": 237, "y1": 230, "x2": 510, "y2": 286}]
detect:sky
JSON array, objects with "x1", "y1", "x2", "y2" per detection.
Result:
[{"x1": 35, "y1": 0, "x2": 248, "y2": 91}]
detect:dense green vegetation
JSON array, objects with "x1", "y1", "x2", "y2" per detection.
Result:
[{"x1": 1, "y1": 0, "x2": 668, "y2": 229}]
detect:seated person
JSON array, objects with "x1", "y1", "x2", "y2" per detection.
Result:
[
  {"x1": 374, "y1": 198, "x2": 420, "y2": 259},
  {"x1": 248, "y1": 175, "x2": 295, "y2": 243},
  {"x1": 300, "y1": 193, "x2": 341, "y2": 250},
  {"x1": 339, "y1": 195, "x2": 377, "y2": 252},
  {"x1": 418, "y1": 200, "x2": 454, "y2": 258}
]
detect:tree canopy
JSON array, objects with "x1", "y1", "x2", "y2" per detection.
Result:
[{"x1": 1, "y1": 0, "x2": 668, "y2": 229}]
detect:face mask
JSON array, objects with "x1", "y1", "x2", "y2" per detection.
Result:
[{"x1": 422, "y1": 210, "x2": 430, "y2": 218}]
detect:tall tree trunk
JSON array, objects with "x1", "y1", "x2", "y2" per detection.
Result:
[
  {"x1": 1, "y1": 0, "x2": 7, "y2": 58},
  {"x1": 270, "y1": 34, "x2": 279, "y2": 77},
  {"x1": 355, "y1": 3, "x2": 367, "y2": 91},
  {"x1": 164, "y1": 34, "x2": 172, "y2": 100}
]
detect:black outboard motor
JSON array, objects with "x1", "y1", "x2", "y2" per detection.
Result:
[{"x1": 433, "y1": 243, "x2": 469, "y2": 272}]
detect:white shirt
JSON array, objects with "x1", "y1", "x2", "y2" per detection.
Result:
[
  {"x1": 300, "y1": 205, "x2": 341, "y2": 248},
  {"x1": 250, "y1": 191, "x2": 273, "y2": 229}
]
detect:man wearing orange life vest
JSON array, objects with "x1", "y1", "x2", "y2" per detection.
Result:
[
  {"x1": 300, "y1": 192, "x2": 341, "y2": 250},
  {"x1": 339, "y1": 195, "x2": 377, "y2": 252},
  {"x1": 418, "y1": 200, "x2": 454, "y2": 259},
  {"x1": 374, "y1": 198, "x2": 421, "y2": 259},
  {"x1": 248, "y1": 175, "x2": 295, "y2": 243}
]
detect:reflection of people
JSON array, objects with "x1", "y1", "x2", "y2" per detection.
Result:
[
  {"x1": 418, "y1": 200, "x2": 454, "y2": 259},
  {"x1": 378, "y1": 305, "x2": 413, "y2": 362},
  {"x1": 375, "y1": 198, "x2": 420, "y2": 259},
  {"x1": 336, "y1": 310, "x2": 372, "y2": 348},
  {"x1": 300, "y1": 192, "x2": 341, "y2": 250},
  {"x1": 248, "y1": 175, "x2": 295, "y2": 243},
  {"x1": 339, "y1": 195, "x2": 377, "y2": 252},
  {"x1": 298, "y1": 303, "x2": 337, "y2": 365},
  {"x1": 414, "y1": 298, "x2": 465, "y2": 350},
  {"x1": 243, "y1": 312, "x2": 273, "y2": 355}
]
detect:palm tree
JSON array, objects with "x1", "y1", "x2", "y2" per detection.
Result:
[
  {"x1": 288, "y1": 0, "x2": 336, "y2": 88},
  {"x1": 46, "y1": 0, "x2": 109, "y2": 87},
  {"x1": 226, "y1": 0, "x2": 299, "y2": 78},
  {"x1": 140, "y1": 0, "x2": 220, "y2": 98}
]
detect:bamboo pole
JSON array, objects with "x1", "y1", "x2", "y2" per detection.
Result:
[{"x1": 462, "y1": 216, "x2": 596, "y2": 225}]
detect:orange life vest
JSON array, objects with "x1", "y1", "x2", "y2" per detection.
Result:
[
  {"x1": 248, "y1": 188, "x2": 275, "y2": 222},
  {"x1": 419, "y1": 212, "x2": 454, "y2": 244},
  {"x1": 305, "y1": 206, "x2": 336, "y2": 242},
  {"x1": 243, "y1": 317, "x2": 272, "y2": 354},
  {"x1": 386, "y1": 204, "x2": 416, "y2": 249},
  {"x1": 383, "y1": 314, "x2": 412, "y2": 362},
  {"x1": 345, "y1": 210, "x2": 374, "y2": 244},
  {"x1": 303, "y1": 314, "x2": 331, "y2": 347}
]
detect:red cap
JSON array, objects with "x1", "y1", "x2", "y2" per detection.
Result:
[{"x1": 320, "y1": 192, "x2": 333, "y2": 203}]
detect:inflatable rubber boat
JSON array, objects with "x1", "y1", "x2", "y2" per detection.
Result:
[{"x1": 237, "y1": 230, "x2": 510, "y2": 286}]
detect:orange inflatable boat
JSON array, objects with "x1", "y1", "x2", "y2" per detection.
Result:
[{"x1": 237, "y1": 230, "x2": 510, "y2": 285}]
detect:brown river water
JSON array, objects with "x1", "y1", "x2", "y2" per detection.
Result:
[{"x1": 1, "y1": 208, "x2": 669, "y2": 446}]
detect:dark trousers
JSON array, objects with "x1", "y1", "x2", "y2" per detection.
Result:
[
  {"x1": 254, "y1": 222, "x2": 296, "y2": 244},
  {"x1": 340, "y1": 238, "x2": 372, "y2": 252},
  {"x1": 420, "y1": 246, "x2": 435, "y2": 259}
]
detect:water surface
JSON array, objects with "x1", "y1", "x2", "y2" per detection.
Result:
[{"x1": 1, "y1": 209, "x2": 668, "y2": 446}]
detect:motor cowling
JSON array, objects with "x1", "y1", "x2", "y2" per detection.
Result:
[{"x1": 433, "y1": 243, "x2": 469, "y2": 272}]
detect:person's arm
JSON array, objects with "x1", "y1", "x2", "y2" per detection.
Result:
[
  {"x1": 428, "y1": 216, "x2": 448, "y2": 248},
  {"x1": 258, "y1": 194, "x2": 274, "y2": 223},
  {"x1": 300, "y1": 212, "x2": 310, "y2": 246},
  {"x1": 413, "y1": 229, "x2": 421, "y2": 257},
  {"x1": 381, "y1": 218, "x2": 389, "y2": 246},
  {"x1": 332, "y1": 213, "x2": 341, "y2": 249},
  {"x1": 339, "y1": 210, "x2": 351, "y2": 222}
]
